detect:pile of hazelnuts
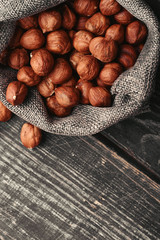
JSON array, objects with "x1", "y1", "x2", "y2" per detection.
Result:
[{"x1": 0, "y1": 0, "x2": 148, "y2": 148}]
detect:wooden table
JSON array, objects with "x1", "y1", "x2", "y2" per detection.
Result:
[{"x1": 0, "y1": 0, "x2": 160, "y2": 239}]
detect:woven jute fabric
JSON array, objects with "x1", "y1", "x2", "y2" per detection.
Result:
[{"x1": 0, "y1": 0, "x2": 160, "y2": 136}]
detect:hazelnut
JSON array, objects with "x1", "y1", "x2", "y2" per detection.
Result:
[
  {"x1": 89, "y1": 37, "x2": 118, "y2": 63},
  {"x1": 38, "y1": 10, "x2": 61, "y2": 33},
  {"x1": 126, "y1": 20, "x2": 148, "y2": 45},
  {"x1": 96, "y1": 77, "x2": 108, "y2": 87},
  {"x1": 20, "y1": 28, "x2": 45, "y2": 50},
  {"x1": 8, "y1": 48, "x2": 29, "y2": 70},
  {"x1": 0, "y1": 101, "x2": 12, "y2": 122},
  {"x1": 47, "y1": 58, "x2": 72, "y2": 85},
  {"x1": 18, "y1": 15, "x2": 38, "y2": 30},
  {"x1": 118, "y1": 44, "x2": 137, "y2": 69},
  {"x1": 6, "y1": 81, "x2": 28, "y2": 106},
  {"x1": 0, "y1": 48, "x2": 9, "y2": 65},
  {"x1": 76, "y1": 16, "x2": 89, "y2": 31},
  {"x1": 9, "y1": 27, "x2": 24, "y2": 49},
  {"x1": 100, "y1": 0, "x2": 121, "y2": 16},
  {"x1": 74, "y1": 0, "x2": 99, "y2": 17},
  {"x1": 68, "y1": 30, "x2": 76, "y2": 41},
  {"x1": 99, "y1": 62, "x2": 123, "y2": 86},
  {"x1": 55, "y1": 86, "x2": 80, "y2": 108},
  {"x1": 77, "y1": 55, "x2": 100, "y2": 81},
  {"x1": 85, "y1": 12, "x2": 110, "y2": 36},
  {"x1": 73, "y1": 30, "x2": 93, "y2": 54},
  {"x1": 69, "y1": 50, "x2": 85, "y2": 70},
  {"x1": 76, "y1": 79, "x2": 93, "y2": 104},
  {"x1": 114, "y1": 8, "x2": 134, "y2": 25},
  {"x1": 61, "y1": 76, "x2": 77, "y2": 88},
  {"x1": 17, "y1": 66, "x2": 41, "y2": 87},
  {"x1": 89, "y1": 86, "x2": 111, "y2": 107},
  {"x1": 46, "y1": 30, "x2": 71, "y2": 55},
  {"x1": 46, "y1": 96, "x2": 72, "y2": 117},
  {"x1": 20, "y1": 123, "x2": 42, "y2": 149},
  {"x1": 30, "y1": 49, "x2": 54, "y2": 76},
  {"x1": 62, "y1": 5, "x2": 76, "y2": 30},
  {"x1": 105, "y1": 24, "x2": 125, "y2": 44},
  {"x1": 37, "y1": 76, "x2": 55, "y2": 98}
]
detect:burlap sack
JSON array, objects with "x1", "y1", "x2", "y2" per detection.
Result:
[{"x1": 0, "y1": 0, "x2": 160, "y2": 136}]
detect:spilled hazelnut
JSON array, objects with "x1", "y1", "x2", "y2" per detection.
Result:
[
  {"x1": 99, "y1": 62, "x2": 123, "y2": 86},
  {"x1": 105, "y1": 24, "x2": 125, "y2": 44},
  {"x1": 126, "y1": 20, "x2": 148, "y2": 45},
  {"x1": 55, "y1": 86, "x2": 80, "y2": 108},
  {"x1": 76, "y1": 79, "x2": 93, "y2": 104},
  {"x1": 114, "y1": 8, "x2": 134, "y2": 25},
  {"x1": 77, "y1": 55, "x2": 100, "y2": 81},
  {"x1": 30, "y1": 49, "x2": 54, "y2": 76},
  {"x1": 85, "y1": 12, "x2": 110, "y2": 36},
  {"x1": 17, "y1": 66, "x2": 41, "y2": 86},
  {"x1": 62, "y1": 5, "x2": 76, "y2": 30},
  {"x1": 0, "y1": 101, "x2": 12, "y2": 122},
  {"x1": 20, "y1": 123, "x2": 42, "y2": 149},
  {"x1": 20, "y1": 28, "x2": 45, "y2": 50},
  {"x1": 89, "y1": 37, "x2": 118, "y2": 63},
  {"x1": 18, "y1": 15, "x2": 38, "y2": 30},
  {"x1": 6, "y1": 81, "x2": 28, "y2": 106},
  {"x1": 47, "y1": 58, "x2": 72, "y2": 85},
  {"x1": 76, "y1": 16, "x2": 89, "y2": 31},
  {"x1": 46, "y1": 30, "x2": 71, "y2": 55},
  {"x1": 37, "y1": 76, "x2": 55, "y2": 98},
  {"x1": 118, "y1": 44, "x2": 137, "y2": 69},
  {"x1": 89, "y1": 86, "x2": 111, "y2": 107},
  {"x1": 74, "y1": 0, "x2": 99, "y2": 17},
  {"x1": 73, "y1": 30, "x2": 93, "y2": 54},
  {"x1": 8, "y1": 48, "x2": 29, "y2": 70},
  {"x1": 46, "y1": 95, "x2": 72, "y2": 117},
  {"x1": 69, "y1": 50, "x2": 85, "y2": 70},
  {"x1": 38, "y1": 10, "x2": 61, "y2": 33},
  {"x1": 100, "y1": 0, "x2": 121, "y2": 16}
]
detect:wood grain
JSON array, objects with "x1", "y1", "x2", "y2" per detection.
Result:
[{"x1": 0, "y1": 115, "x2": 160, "y2": 240}]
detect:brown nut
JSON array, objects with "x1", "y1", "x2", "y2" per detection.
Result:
[
  {"x1": 126, "y1": 20, "x2": 148, "y2": 45},
  {"x1": 89, "y1": 86, "x2": 111, "y2": 107},
  {"x1": 73, "y1": 30, "x2": 93, "y2": 54},
  {"x1": 55, "y1": 86, "x2": 80, "y2": 108},
  {"x1": 85, "y1": 12, "x2": 110, "y2": 36},
  {"x1": 37, "y1": 76, "x2": 55, "y2": 98},
  {"x1": 17, "y1": 66, "x2": 41, "y2": 86},
  {"x1": 6, "y1": 81, "x2": 28, "y2": 106},
  {"x1": 46, "y1": 95, "x2": 72, "y2": 117},
  {"x1": 18, "y1": 15, "x2": 38, "y2": 30},
  {"x1": 8, "y1": 48, "x2": 29, "y2": 70},
  {"x1": 62, "y1": 5, "x2": 76, "y2": 30},
  {"x1": 73, "y1": 0, "x2": 99, "y2": 17},
  {"x1": 77, "y1": 55, "x2": 100, "y2": 81},
  {"x1": 100, "y1": 0, "x2": 121, "y2": 16},
  {"x1": 96, "y1": 77, "x2": 108, "y2": 87},
  {"x1": 0, "y1": 101, "x2": 12, "y2": 122},
  {"x1": 38, "y1": 10, "x2": 61, "y2": 33},
  {"x1": 47, "y1": 58, "x2": 72, "y2": 85},
  {"x1": 61, "y1": 76, "x2": 77, "y2": 88},
  {"x1": 69, "y1": 50, "x2": 85, "y2": 70},
  {"x1": 8, "y1": 27, "x2": 24, "y2": 49},
  {"x1": 20, "y1": 28, "x2": 45, "y2": 50},
  {"x1": 76, "y1": 16, "x2": 89, "y2": 31},
  {"x1": 30, "y1": 49, "x2": 54, "y2": 76},
  {"x1": 89, "y1": 37, "x2": 118, "y2": 63},
  {"x1": 46, "y1": 30, "x2": 71, "y2": 55},
  {"x1": 105, "y1": 24, "x2": 125, "y2": 44},
  {"x1": 99, "y1": 62, "x2": 123, "y2": 86},
  {"x1": 76, "y1": 79, "x2": 93, "y2": 104},
  {"x1": 114, "y1": 8, "x2": 134, "y2": 25},
  {"x1": 118, "y1": 44, "x2": 137, "y2": 69},
  {"x1": 20, "y1": 123, "x2": 42, "y2": 149}
]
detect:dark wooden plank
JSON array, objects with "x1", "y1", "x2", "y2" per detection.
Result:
[{"x1": 0, "y1": 115, "x2": 160, "y2": 240}]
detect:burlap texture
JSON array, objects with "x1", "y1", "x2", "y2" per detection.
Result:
[{"x1": 0, "y1": 0, "x2": 160, "y2": 136}]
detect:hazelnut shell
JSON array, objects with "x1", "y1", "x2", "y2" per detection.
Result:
[
  {"x1": 0, "y1": 101, "x2": 12, "y2": 122},
  {"x1": 17, "y1": 66, "x2": 41, "y2": 86},
  {"x1": 8, "y1": 48, "x2": 29, "y2": 70},
  {"x1": 89, "y1": 86, "x2": 111, "y2": 107},
  {"x1": 74, "y1": 0, "x2": 99, "y2": 17}
]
